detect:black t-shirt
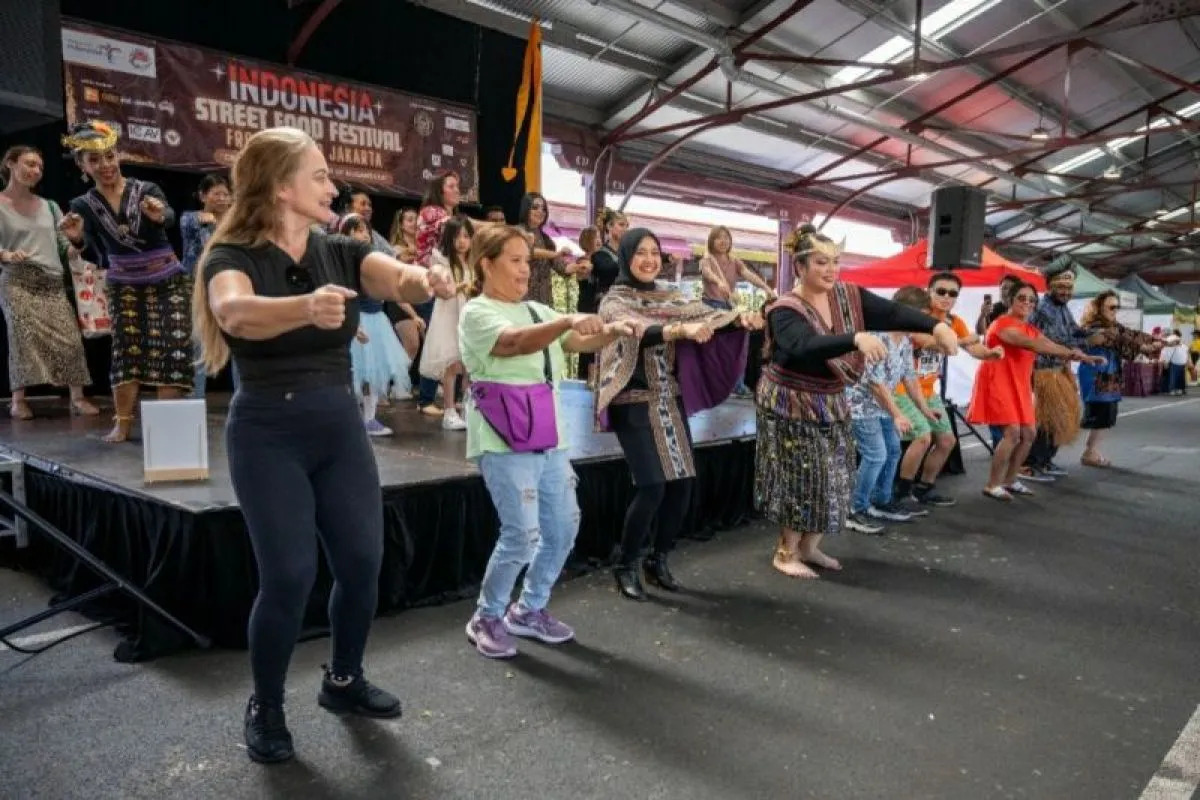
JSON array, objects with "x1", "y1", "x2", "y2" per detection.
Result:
[{"x1": 203, "y1": 231, "x2": 371, "y2": 391}]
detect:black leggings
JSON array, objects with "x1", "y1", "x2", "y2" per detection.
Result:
[
  {"x1": 618, "y1": 479, "x2": 694, "y2": 565},
  {"x1": 227, "y1": 384, "x2": 384, "y2": 706}
]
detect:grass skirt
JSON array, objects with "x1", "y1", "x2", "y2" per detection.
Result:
[
  {"x1": 1032, "y1": 367, "x2": 1081, "y2": 446},
  {"x1": 350, "y1": 310, "x2": 411, "y2": 398}
]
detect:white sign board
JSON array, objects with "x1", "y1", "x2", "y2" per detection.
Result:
[{"x1": 141, "y1": 399, "x2": 209, "y2": 484}]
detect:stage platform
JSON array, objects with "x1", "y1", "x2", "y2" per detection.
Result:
[{"x1": 0, "y1": 382, "x2": 758, "y2": 661}]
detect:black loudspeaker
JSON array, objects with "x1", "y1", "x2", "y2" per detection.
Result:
[
  {"x1": 927, "y1": 185, "x2": 986, "y2": 269},
  {"x1": 0, "y1": 0, "x2": 63, "y2": 134}
]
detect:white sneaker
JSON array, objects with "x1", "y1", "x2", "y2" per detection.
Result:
[{"x1": 442, "y1": 408, "x2": 467, "y2": 431}]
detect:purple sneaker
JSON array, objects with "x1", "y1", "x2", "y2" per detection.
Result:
[
  {"x1": 465, "y1": 614, "x2": 517, "y2": 659},
  {"x1": 365, "y1": 419, "x2": 393, "y2": 437},
  {"x1": 503, "y1": 604, "x2": 575, "y2": 645}
]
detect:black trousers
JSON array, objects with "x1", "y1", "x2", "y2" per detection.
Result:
[
  {"x1": 610, "y1": 402, "x2": 694, "y2": 565},
  {"x1": 227, "y1": 384, "x2": 384, "y2": 706},
  {"x1": 1024, "y1": 428, "x2": 1058, "y2": 469}
]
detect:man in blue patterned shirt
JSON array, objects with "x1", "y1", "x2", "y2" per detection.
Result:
[{"x1": 1024, "y1": 268, "x2": 1104, "y2": 479}]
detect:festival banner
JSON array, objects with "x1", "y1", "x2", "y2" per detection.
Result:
[{"x1": 60, "y1": 21, "x2": 479, "y2": 199}]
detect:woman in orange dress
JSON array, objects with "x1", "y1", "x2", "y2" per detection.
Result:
[{"x1": 968, "y1": 281, "x2": 1103, "y2": 501}]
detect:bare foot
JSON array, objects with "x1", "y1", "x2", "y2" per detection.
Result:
[
  {"x1": 9, "y1": 401, "x2": 33, "y2": 420},
  {"x1": 71, "y1": 399, "x2": 100, "y2": 416},
  {"x1": 772, "y1": 552, "x2": 819, "y2": 579},
  {"x1": 102, "y1": 418, "x2": 133, "y2": 443},
  {"x1": 801, "y1": 549, "x2": 842, "y2": 571}
]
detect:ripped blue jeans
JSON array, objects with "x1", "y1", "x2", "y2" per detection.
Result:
[{"x1": 476, "y1": 448, "x2": 581, "y2": 618}]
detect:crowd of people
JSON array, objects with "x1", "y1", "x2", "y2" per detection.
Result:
[{"x1": 0, "y1": 122, "x2": 1192, "y2": 764}]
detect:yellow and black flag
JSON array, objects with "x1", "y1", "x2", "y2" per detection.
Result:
[{"x1": 502, "y1": 19, "x2": 542, "y2": 191}]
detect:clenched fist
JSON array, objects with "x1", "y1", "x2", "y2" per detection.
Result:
[
  {"x1": 307, "y1": 284, "x2": 357, "y2": 329},
  {"x1": 58, "y1": 211, "x2": 85, "y2": 244},
  {"x1": 140, "y1": 196, "x2": 166, "y2": 224}
]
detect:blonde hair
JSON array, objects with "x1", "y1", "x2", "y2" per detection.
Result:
[
  {"x1": 468, "y1": 225, "x2": 532, "y2": 298},
  {"x1": 193, "y1": 127, "x2": 315, "y2": 374}
]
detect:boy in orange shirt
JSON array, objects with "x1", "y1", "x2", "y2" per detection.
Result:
[{"x1": 894, "y1": 272, "x2": 1002, "y2": 506}]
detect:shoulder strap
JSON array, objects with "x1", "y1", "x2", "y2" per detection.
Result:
[
  {"x1": 525, "y1": 303, "x2": 554, "y2": 384},
  {"x1": 47, "y1": 199, "x2": 62, "y2": 225}
]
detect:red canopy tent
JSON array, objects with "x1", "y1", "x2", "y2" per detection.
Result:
[{"x1": 843, "y1": 239, "x2": 1046, "y2": 291}]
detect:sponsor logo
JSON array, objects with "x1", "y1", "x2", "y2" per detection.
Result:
[
  {"x1": 158, "y1": 100, "x2": 176, "y2": 116},
  {"x1": 128, "y1": 123, "x2": 162, "y2": 144},
  {"x1": 442, "y1": 144, "x2": 454, "y2": 156},
  {"x1": 101, "y1": 92, "x2": 122, "y2": 104},
  {"x1": 164, "y1": 130, "x2": 181, "y2": 147},
  {"x1": 430, "y1": 154, "x2": 441, "y2": 167},
  {"x1": 128, "y1": 48, "x2": 153, "y2": 72},
  {"x1": 414, "y1": 111, "x2": 434, "y2": 137},
  {"x1": 445, "y1": 115, "x2": 471, "y2": 133},
  {"x1": 83, "y1": 87, "x2": 100, "y2": 103},
  {"x1": 62, "y1": 28, "x2": 157, "y2": 79}
]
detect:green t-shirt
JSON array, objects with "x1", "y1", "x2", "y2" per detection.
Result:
[{"x1": 458, "y1": 296, "x2": 571, "y2": 460}]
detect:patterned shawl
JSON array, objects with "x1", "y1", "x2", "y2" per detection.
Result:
[{"x1": 595, "y1": 283, "x2": 742, "y2": 416}]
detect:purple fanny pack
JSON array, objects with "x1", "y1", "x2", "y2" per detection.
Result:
[{"x1": 470, "y1": 304, "x2": 559, "y2": 453}]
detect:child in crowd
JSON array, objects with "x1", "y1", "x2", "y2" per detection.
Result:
[
  {"x1": 420, "y1": 216, "x2": 473, "y2": 430},
  {"x1": 341, "y1": 214, "x2": 412, "y2": 436}
]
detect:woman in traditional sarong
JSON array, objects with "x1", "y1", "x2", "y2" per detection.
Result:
[
  {"x1": 596, "y1": 228, "x2": 761, "y2": 600},
  {"x1": 0, "y1": 145, "x2": 96, "y2": 420},
  {"x1": 1076, "y1": 290, "x2": 1161, "y2": 467},
  {"x1": 756, "y1": 224, "x2": 957, "y2": 579},
  {"x1": 58, "y1": 121, "x2": 192, "y2": 442}
]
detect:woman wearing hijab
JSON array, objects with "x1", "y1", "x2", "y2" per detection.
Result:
[{"x1": 596, "y1": 228, "x2": 761, "y2": 600}]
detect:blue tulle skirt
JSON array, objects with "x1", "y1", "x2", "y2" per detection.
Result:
[{"x1": 350, "y1": 311, "x2": 412, "y2": 398}]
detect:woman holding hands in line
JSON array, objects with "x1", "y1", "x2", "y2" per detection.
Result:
[{"x1": 193, "y1": 127, "x2": 451, "y2": 764}]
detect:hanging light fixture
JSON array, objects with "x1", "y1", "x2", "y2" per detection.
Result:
[{"x1": 1030, "y1": 104, "x2": 1051, "y2": 140}]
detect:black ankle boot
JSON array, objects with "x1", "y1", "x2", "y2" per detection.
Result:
[
  {"x1": 317, "y1": 665, "x2": 402, "y2": 718},
  {"x1": 244, "y1": 696, "x2": 294, "y2": 764},
  {"x1": 613, "y1": 564, "x2": 647, "y2": 601},
  {"x1": 643, "y1": 552, "x2": 679, "y2": 592}
]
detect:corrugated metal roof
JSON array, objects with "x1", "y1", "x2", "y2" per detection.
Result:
[{"x1": 434, "y1": 0, "x2": 1200, "y2": 276}]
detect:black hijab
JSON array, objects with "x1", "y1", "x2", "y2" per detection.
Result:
[{"x1": 614, "y1": 227, "x2": 662, "y2": 291}]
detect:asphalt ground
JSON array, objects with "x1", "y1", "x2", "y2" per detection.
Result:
[{"x1": 1, "y1": 395, "x2": 1197, "y2": 800}]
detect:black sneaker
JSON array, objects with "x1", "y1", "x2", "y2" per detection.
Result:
[
  {"x1": 891, "y1": 497, "x2": 930, "y2": 517},
  {"x1": 1043, "y1": 462, "x2": 1069, "y2": 477},
  {"x1": 869, "y1": 502, "x2": 913, "y2": 523},
  {"x1": 244, "y1": 696, "x2": 294, "y2": 764},
  {"x1": 317, "y1": 666, "x2": 402, "y2": 719},
  {"x1": 846, "y1": 511, "x2": 885, "y2": 535},
  {"x1": 914, "y1": 484, "x2": 956, "y2": 507},
  {"x1": 1018, "y1": 467, "x2": 1055, "y2": 484}
]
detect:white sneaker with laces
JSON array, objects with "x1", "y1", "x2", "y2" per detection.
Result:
[{"x1": 442, "y1": 408, "x2": 467, "y2": 431}]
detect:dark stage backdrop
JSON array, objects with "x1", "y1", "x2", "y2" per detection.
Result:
[{"x1": 0, "y1": 0, "x2": 529, "y2": 397}]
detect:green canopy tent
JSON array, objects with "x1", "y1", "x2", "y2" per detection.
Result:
[{"x1": 1116, "y1": 274, "x2": 1180, "y2": 315}]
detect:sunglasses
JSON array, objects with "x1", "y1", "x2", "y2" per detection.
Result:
[
  {"x1": 1014, "y1": 294, "x2": 1037, "y2": 303},
  {"x1": 285, "y1": 265, "x2": 315, "y2": 294},
  {"x1": 933, "y1": 287, "x2": 959, "y2": 298},
  {"x1": 1104, "y1": 304, "x2": 1119, "y2": 311}
]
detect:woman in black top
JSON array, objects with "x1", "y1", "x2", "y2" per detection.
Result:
[
  {"x1": 194, "y1": 127, "x2": 449, "y2": 765},
  {"x1": 577, "y1": 208, "x2": 627, "y2": 381},
  {"x1": 755, "y1": 225, "x2": 957, "y2": 579}
]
